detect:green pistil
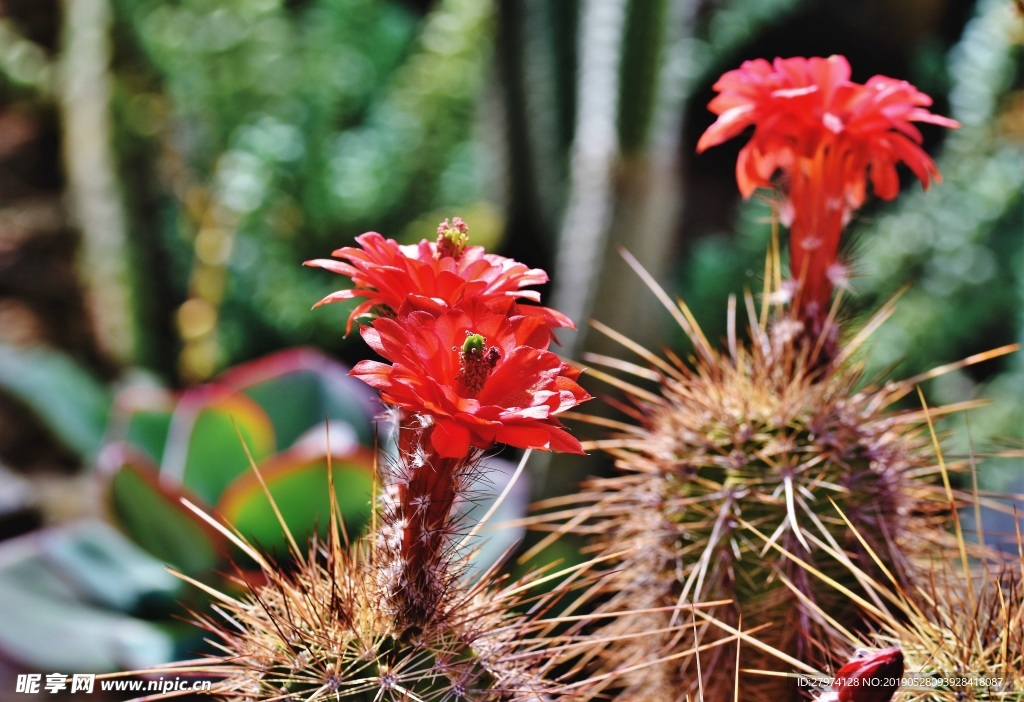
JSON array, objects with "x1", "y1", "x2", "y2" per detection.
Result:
[
  {"x1": 436, "y1": 217, "x2": 469, "y2": 260},
  {"x1": 456, "y1": 332, "x2": 500, "y2": 395},
  {"x1": 462, "y1": 333, "x2": 486, "y2": 355}
]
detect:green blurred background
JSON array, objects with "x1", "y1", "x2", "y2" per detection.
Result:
[{"x1": 0, "y1": 0, "x2": 1021, "y2": 689}]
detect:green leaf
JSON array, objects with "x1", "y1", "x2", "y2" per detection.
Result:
[
  {"x1": 161, "y1": 386, "x2": 276, "y2": 504},
  {"x1": 107, "y1": 386, "x2": 176, "y2": 466},
  {"x1": 0, "y1": 581, "x2": 174, "y2": 672},
  {"x1": 218, "y1": 347, "x2": 377, "y2": 448},
  {"x1": 35, "y1": 519, "x2": 183, "y2": 616},
  {"x1": 0, "y1": 343, "x2": 111, "y2": 462},
  {"x1": 123, "y1": 408, "x2": 175, "y2": 466},
  {"x1": 100, "y1": 444, "x2": 225, "y2": 577},
  {"x1": 217, "y1": 446, "x2": 375, "y2": 554},
  {"x1": 0, "y1": 520, "x2": 176, "y2": 672}
]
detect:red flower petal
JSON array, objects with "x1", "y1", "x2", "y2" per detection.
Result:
[
  {"x1": 834, "y1": 648, "x2": 903, "y2": 702},
  {"x1": 430, "y1": 420, "x2": 473, "y2": 458},
  {"x1": 351, "y1": 302, "x2": 590, "y2": 456},
  {"x1": 306, "y1": 228, "x2": 570, "y2": 339}
]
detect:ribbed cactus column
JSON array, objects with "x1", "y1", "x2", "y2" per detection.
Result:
[
  {"x1": 580, "y1": 287, "x2": 951, "y2": 701},
  {"x1": 567, "y1": 55, "x2": 965, "y2": 701}
]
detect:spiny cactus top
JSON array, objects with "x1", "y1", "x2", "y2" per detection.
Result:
[{"x1": 697, "y1": 55, "x2": 959, "y2": 329}]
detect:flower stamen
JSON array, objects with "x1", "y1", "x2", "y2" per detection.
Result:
[{"x1": 436, "y1": 217, "x2": 469, "y2": 260}]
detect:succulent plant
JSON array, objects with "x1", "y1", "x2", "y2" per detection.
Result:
[
  {"x1": 0, "y1": 345, "x2": 379, "y2": 674},
  {"x1": 122, "y1": 220, "x2": 721, "y2": 701},
  {"x1": 532, "y1": 53, "x2": 1009, "y2": 702},
  {"x1": 552, "y1": 249, "x2": 1016, "y2": 702},
  {"x1": 98, "y1": 346, "x2": 379, "y2": 577},
  {"x1": 0, "y1": 519, "x2": 188, "y2": 674}
]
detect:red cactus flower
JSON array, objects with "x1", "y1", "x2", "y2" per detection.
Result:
[
  {"x1": 351, "y1": 296, "x2": 591, "y2": 458},
  {"x1": 697, "y1": 55, "x2": 958, "y2": 329},
  {"x1": 309, "y1": 218, "x2": 590, "y2": 633},
  {"x1": 832, "y1": 648, "x2": 904, "y2": 702},
  {"x1": 305, "y1": 218, "x2": 572, "y2": 336}
]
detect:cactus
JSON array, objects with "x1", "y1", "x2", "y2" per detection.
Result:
[
  {"x1": 570, "y1": 253, "x2": 978, "y2": 700},
  {"x1": 165, "y1": 461, "x2": 597, "y2": 701},
  {"x1": 535, "y1": 54, "x2": 1003, "y2": 701},
  {"x1": 123, "y1": 218, "x2": 722, "y2": 701},
  {"x1": 880, "y1": 563, "x2": 1024, "y2": 702}
]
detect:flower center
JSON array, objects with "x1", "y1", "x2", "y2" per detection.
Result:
[
  {"x1": 456, "y1": 332, "x2": 500, "y2": 395},
  {"x1": 436, "y1": 217, "x2": 469, "y2": 260}
]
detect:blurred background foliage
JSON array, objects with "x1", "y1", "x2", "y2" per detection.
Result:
[{"x1": 0, "y1": 0, "x2": 1021, "y2": 679}]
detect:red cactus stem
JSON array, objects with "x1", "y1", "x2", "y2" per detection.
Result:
[
  {"x1": 397, "y1": 423, "x2": 461, "y2": 586},
  {"x1": 378, "y1": 415, "x2": 473, "y2": 635},
  {"x1": 785, "y1": 151, "x2": 849, "y2": 333}
]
